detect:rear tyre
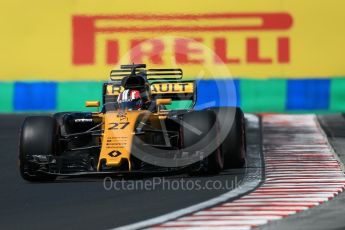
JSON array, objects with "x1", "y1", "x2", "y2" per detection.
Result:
[
  {"x1": 19, "y1": 116, "x2": 58, "y2": 182},
  {"x1": 211, "y1": 107, "x2": 246, "y2": 169},
  {"x1": 182, "y1": 110, "x2": 223, "y2": 175}
]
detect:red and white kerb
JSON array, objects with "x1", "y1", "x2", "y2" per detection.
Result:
[{"x1": 149, "y1": 115, "x2": 345, "y2": 230}]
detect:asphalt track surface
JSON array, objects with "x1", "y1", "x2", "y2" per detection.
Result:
[{"x1": 0, "y1": 114, "x2": 260, "y2": 230}]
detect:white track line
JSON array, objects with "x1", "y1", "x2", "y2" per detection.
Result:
[{"x1": 114, "y1": 114, "x2": 262, "y2": 230}]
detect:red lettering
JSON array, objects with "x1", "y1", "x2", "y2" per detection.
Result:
[
  {"x1": 130, "y1": 39, "x2": 164, "y2": 64},
  {"x1": 278, "y1": 37, "x2": 290, "y2": 63},
  {"x1": 246, "y1": 38, "x2": 272, "y2": 64},
  {"x1": 72, "y1": 16, "x2": 95, "y2": 65},
  {"x1": 106, "y1": 40, "x2": 119, "y2": 65},
  {"x1": 214, "y1": 38, "x2": 240, "y2": 64},
  {"x1": 72, "y1": 13, "x2": 292, "y2": 65},
  {"x1": 175, "y1": 38, "x2": 204, "y2": 64}
]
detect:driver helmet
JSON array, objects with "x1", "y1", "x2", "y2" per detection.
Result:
[{"x1": 117, "y1": 89, "x2": 143, "y2": 110}]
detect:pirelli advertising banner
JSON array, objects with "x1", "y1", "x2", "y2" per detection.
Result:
[{"x1": 1, "y1": 0, "x2": 345, "y2": 80}]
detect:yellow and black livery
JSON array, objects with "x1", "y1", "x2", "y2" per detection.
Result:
[{"x1": 19, "y1": 64, "x2": 246, "y2": 182}]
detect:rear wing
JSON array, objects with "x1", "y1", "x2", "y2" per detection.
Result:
[
  {"x1": 109, "y1": 64, "x2": 183, "y2": 81},
  {"x1": 149, "y1": 81, "x2": 195, "y2": 100},
  {"x1": 103, "y1": 64, "x2": 196, "y2": 105},
  {"x1": 103, "y1": 81, "x2": 196, "y2": 104}
]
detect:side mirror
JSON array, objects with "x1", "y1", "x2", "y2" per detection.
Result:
[
  {"x1": 85, "y1": 101, "x2": 100, "y2": 111},
  {"x1": 156, "y1": 99, "x2": 172, "y2": 106},
  {"x1": 156, "y1": 99, "x2": 172, "y2": 113}
]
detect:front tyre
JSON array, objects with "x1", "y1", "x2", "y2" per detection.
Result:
[
  {"x1": 210, "y1": 107, "x2": 246, "y2": 169},
  {"x1": 182, "y1": 110, "x2": 223, "y2": 175},
  {"x1": 19, "y1": 116, "x2": 58, "y2": 182}
]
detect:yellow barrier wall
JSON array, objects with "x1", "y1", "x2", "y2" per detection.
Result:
[{"x1": 1, "y1": 0, "x2": 345, "y2": 80}]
